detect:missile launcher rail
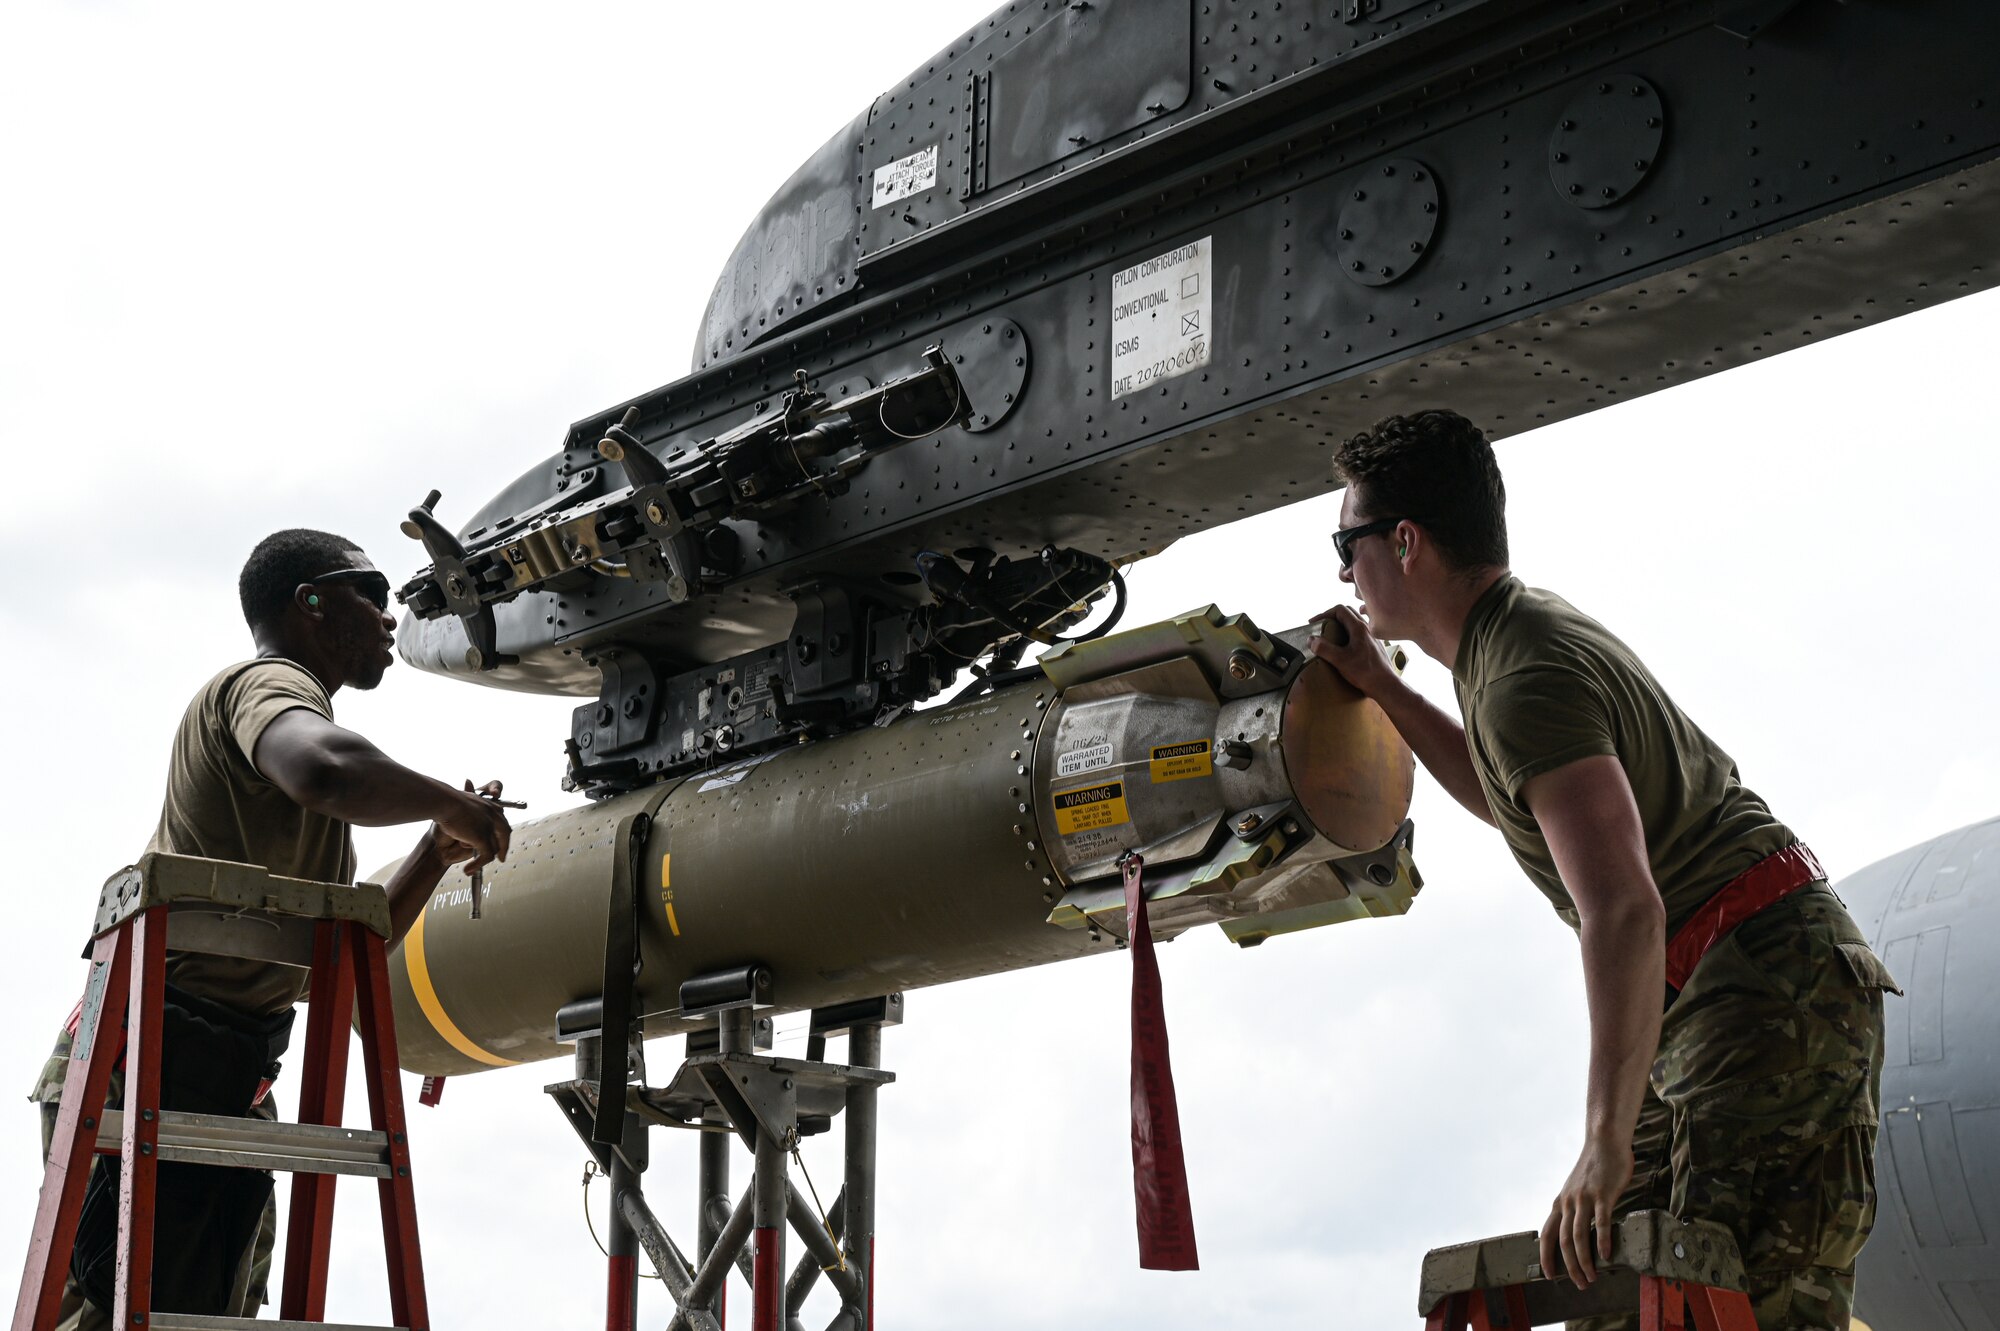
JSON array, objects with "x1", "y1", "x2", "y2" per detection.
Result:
[{"x1": 399, "y1": 343, "x2": 1125, "y2": 796}]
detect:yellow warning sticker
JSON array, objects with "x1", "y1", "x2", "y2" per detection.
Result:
[
  {"x1": 1149, "y1": 739, "x2": 1214, "y2": 784},
  {"x1": 1053, "y1": 780, "x2": 1131, "y2": 836}
]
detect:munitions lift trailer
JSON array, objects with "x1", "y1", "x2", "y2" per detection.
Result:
[{"x1": 548, "y1": 963, "x2": 898, "y2": 1331}]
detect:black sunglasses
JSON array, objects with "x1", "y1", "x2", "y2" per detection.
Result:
[
  {"x1": 1331, "y1": 516, "x2": 1411, "y2": 570},
  {"x1": 314, "y1": 568, "x2": 393, "y2": 611}
]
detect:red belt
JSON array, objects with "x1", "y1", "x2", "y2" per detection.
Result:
[{"x1": 1664, "y1": 843, "x2": 1825, "y2": 991}]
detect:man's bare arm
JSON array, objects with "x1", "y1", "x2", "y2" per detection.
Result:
[
  {"x1": 1308, "y1": 605, "x2": 1494, "y2": 825},
  {"x1": 252, "y1": 708, "x2": 510, "y2": 872},
  {"x1": 1522, "y1": 754, "x2": 1666, "y2": 1289}
]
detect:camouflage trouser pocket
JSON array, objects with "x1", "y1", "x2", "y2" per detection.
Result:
[
  {"x1": 1801, "y1": 1123, "x2": 1879, "y2": 1275},
  {"x1": 1680, "y1": 1058, "x2": 1878, "y2": 1275},
  {"x1": 1830, "y1": 941, "x2": 1901, "y2": 996}
]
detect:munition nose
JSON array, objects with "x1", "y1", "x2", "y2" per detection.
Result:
[{"x1": 1280, "y1": 655, "x2": 1415, "y2": 852}]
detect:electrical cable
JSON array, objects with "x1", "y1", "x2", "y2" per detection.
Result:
[{"x1": 1060, "y1": 568, "x2": 1127, "y2": 644}]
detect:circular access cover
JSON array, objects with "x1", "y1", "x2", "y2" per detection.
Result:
[
  {"x1": 1334, "y1": 158, "x2": 1442, "y2": 288},
  {"x1": 1550, "y1": 75, "x2": 1665, "y2": 210},
  {"x1": 942, "y1": 316, "x2": 1030, "y2": 433}
]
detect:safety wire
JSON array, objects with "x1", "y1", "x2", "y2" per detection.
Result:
[
  {"x1": 785, "y1": 429, "x2": 831, "y2": 498},
  {"x1": 788, "y1": 1139, "x2": 847, "y2": 1274},
  {"x1": 877, "y1": 366, "x2": 962, "y2": 441},
  {"x1": 580, "y1": 1160, "x2": 663, "y2": 1279}
]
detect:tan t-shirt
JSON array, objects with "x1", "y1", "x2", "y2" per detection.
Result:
[
  {"x1": 154, "y1": 659, "x2": 355, "y2": 1014},
  {"x1": 1452, "y1": 577, "x2": 1796, "y2": 935}
]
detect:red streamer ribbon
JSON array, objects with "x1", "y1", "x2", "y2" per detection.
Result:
[
  {"x1": 418, "y1": 1075, "x2": 447, "y2": 1107},
  {"x1": 1123, "y1": 852, "x2": 1199, "y2": 1271}
]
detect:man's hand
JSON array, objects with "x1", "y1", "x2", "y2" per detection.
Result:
[
  {"x1": 1539, "y1": 1134, "x2": 1633, "y2": 1287},
  {"x1": 428, "y1": 779, "x2": 512, "y2": 876},
  {"x1": 1303, "y1": 603, "x2": 1494, "y2": 824},
  {"x1": 1306, "y1": 605, "x2": 1399, "y2": 698}
]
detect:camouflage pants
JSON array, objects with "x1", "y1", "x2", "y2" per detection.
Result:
[
  {"x1": 31, "y1": 1030, "x2": 277, "y2": 1328},
  {"x1": 1571, "y1": 884, "x2": 1897, "y2": 1331}
]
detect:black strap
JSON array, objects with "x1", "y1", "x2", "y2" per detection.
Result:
[{"x1": 592, "y1": 810, "x2": 649, "y2": 1146}]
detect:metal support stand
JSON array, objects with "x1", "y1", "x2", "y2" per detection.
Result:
[
  {"x1": 751, "y1": 1119, "x2": 787, "y2": 1331},
  {"x1": 698, "y1": 1129, "x2": 730, "y2": 1326},
  {"x1": 838, "y1": 1025, "x2": 880, "y2": 1331},
  {"x1": 606, "y1": 1147, "x2": 643, "y2": 1331},
  {"x1": 547, "y1": 986, "x2": 900, "y2": 1331}
]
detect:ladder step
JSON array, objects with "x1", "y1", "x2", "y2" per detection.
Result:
[
  {"x1": 96, "y1": 1110, "x2": 392, "y2": 1178},
  {"x1": 149, "y1": 1316, "x2": 405, "y2": 1331}
]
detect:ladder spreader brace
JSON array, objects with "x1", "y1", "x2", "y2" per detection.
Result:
[
  {"x1": 1419, "y1": 1210, "x2": 1758, "y2": 1331},
  {"x1": 548, "y1": 981, "x2": 900, "y2": 1331},
  {"x1": 12, "y1": 853, "x2": 429, "y2": 1331}
]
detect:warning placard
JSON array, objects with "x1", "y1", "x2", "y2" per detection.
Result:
[
  {"x1": 872, "y1": 145, "x2": 938, "y2": 209},
  {"x1": 1149, "y1": 739, "x2": 1213, "y2": 784},
  {"x1": 1053, "y1": 780, "x2": 1131, "y2": 836},
  {"x1": 1110, "y1": 236, "x2": 1212, "y2": 399}
]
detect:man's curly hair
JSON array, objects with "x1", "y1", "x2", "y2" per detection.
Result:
[
  {"x1": 1332, "y1": 409, "x2": 1509, "y2": 572},
  {"x1": 238, "y1": 528, "x2": 361, "y2": 630}
]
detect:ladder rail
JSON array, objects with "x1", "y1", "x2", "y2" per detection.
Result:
[
  {"x1": 281, "y1": 919, "x2": 359, "y2": 1322},
  {"x1": 352, "y1": 928, "x2": 429, "y2": 1330},
  {"x1": 112, "y1": 905, "x2": 169, "y2": 1331},
  {"x1": 11, "y1": 931, "x2": 132, "y2": 1331}
]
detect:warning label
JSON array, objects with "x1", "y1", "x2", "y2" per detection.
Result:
[
  {"x1": 1058, "y1": 742, "x2": 1114, "y2": 777},
  {"x1": 872, "y1": 145, "x2": 938, "y2": 209},
  {"x1": 1149, "y1": 739, "x2": 1214, "y2": 784},
  {"x1": 1053, "y1": 780, "x2": 1131, "y2": 836},
  {"x1": 1110, "y1": 236, "x2": 1212, "y2": 399}
]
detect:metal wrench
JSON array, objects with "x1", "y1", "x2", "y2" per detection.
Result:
[{"x1": 467, "y1": 792, "x2": 526, "y2": 919}]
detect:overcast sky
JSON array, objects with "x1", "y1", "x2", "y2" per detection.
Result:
[{"x1": 3, "y1": 4, "x2": 1995, "y2": 1328}]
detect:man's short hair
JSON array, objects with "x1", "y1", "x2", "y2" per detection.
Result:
[
  {"x1": 239, "y1": 529, "x2": 362, "y2": 630},
  {"x1": 1333, "y1": 409, "x2": 1509, "y2": 571}
]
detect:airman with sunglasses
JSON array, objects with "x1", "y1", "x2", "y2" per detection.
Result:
[
  {"x1": 1308, "y1": 412, "x2": 1894, "y2": 1331},
  {"x1": 31, "y1": 527, "x2": 512, "y2": 1328}
]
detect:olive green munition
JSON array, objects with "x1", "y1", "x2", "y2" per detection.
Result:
[{"x1": 383, "y1": 608, "x2": 1422, "y2": 1076}]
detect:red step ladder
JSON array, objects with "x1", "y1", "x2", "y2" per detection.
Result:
[
  {"x1": 1419, "y1": 1210, "x2": 1758, "y2": 1331},
  {"x1": 13, "y1": 853, "x2": 428, "y2": 1331}
]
